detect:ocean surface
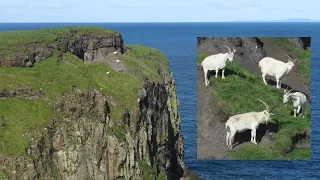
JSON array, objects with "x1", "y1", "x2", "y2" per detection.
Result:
[{"x1": 1, "y1": 22, "x2": 320, "y2": 180}]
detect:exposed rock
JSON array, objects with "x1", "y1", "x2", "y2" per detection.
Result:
[
  {"x1": 1, "y1": 73, "x2": 186, "y2": 179},
  {"x1": 0, "y1": 87, "x2": 45, "y2": 100},
  {"x1": 0, "y1": 28, "x2": 194, "y2": 179},
  {"x1": 197, "y1": 37, "x2": 266, "y2": 66},
  {"x1": 26, "y1": 43, "x2": 54, "y2": 64},
  {"x1": 288, "y1": 37, "x2": 311, "y2": 50},
  {"x1": 57, "y1": 33, "x2": 124, "y2": 64},
  {"x1": 0, "y1": 29, "x2": 123, "y2": 67},
  {"x1": 0, "y1": 53, "x2": 26, "y2": 67}
]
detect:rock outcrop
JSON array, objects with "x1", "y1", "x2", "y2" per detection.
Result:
[
  {"x1": 0, "y1": 73, "x2": 185, "y2": 180},
  {"x1": 56, "y1": 31, "x2": 124, "y2": 63},
  {"x1": 0, "y1": 27, "x2": 190, "y2": 180},
  {"x1": 0, "y1": 28, "x2": 124, "y2": 67}
]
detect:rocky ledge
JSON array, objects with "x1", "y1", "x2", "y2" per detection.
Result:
[{"x1": 0, "y1": 27, "x2": 198, "y2": 180}]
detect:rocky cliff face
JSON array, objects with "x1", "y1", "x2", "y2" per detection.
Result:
[
  {"x1": 0, "y1": 73, "x2": 185, "y2": 180},
  {"x1": 197, "y1": 37, "x2": 311, "y2": 65},
  {"x1": 0, "y1": 28, "x2": 190, "y2": 180},
  {"x1": 0, "y1": 29, "x2": 124, "y2": 67},
  {"x1": 56, "y1": 31, "x2": 124, "y2": 63}
]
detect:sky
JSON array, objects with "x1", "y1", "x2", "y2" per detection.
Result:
[{"x1": 0, "y1": 0, "x2": 318, "y2": 22}]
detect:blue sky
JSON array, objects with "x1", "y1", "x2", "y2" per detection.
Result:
[{"x1": 0, "y1": 0, "x2": 318, "y2": 22}]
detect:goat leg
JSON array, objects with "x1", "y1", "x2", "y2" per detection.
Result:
[{"x1": 222, "y1": 68, "x2": 225, "y2": 79}]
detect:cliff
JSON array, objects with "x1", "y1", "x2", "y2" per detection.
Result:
[
  {"x1": 197, "y1": 37, "x2": 311, "y2": 160},
  {"x1": 0, "y1": 27, "x2": 191, "y2": 179}
]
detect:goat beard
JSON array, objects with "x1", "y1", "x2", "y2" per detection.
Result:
[{"x1": 265, "y1": 117, "x2": 273, "y2": 124}]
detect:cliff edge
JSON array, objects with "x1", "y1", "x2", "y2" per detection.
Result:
[{"x1": 0, "y1": 27, "x2": 193, "y2": 180}]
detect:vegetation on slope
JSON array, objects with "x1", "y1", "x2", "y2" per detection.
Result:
[
  {"x1": 0, "y1": 27, "x2": 169, "y2": 157},
  {"x1": 198, "y1": 42, "x2": 311, "y2": 159},
  {"x1": 271, "y1": 38, "x2": 311, "y2": 86}
]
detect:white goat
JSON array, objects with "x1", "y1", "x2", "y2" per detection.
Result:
[
  {"x1": 113, "y1": 51, "x2": 118, "y2": 55},
  {"x1": 225, "y1": 99, "x2": 279, "y2": 148},
  {"x1": 283, "y1": 88, "x2": 307, "y2": 117},
  {"x1": 201, "y1": 46, "x2": 236, "y2": 86},
  {"x1": 258, "y1": 54, "x2": 296, "y2": 89}
]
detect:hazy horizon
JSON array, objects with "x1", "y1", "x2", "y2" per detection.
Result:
[{"x1": 0, "y1": 0, "x2": 318, "y2": 22}]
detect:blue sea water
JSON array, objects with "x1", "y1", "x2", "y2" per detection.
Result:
[{"x1": 0, "y1": 22, "x2": 320, "y2": 180}]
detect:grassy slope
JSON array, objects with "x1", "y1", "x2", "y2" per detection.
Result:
[
  {"x1": 198, "y1": 38, "x2": 311, "y2": 160},
  {"x1": 0, "y1": 27, "x2": 169, "y2": 157},
  {"x1": 271, "y1": 38, "x2": 311, "y2": 87}
]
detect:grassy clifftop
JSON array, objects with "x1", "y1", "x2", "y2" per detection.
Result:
[
  {"x1": 0, "y1": 27, "x2": 170, "y2": 157},
  {"x1": 0, "y1": 27, "x2": 118, "y2": 56}
]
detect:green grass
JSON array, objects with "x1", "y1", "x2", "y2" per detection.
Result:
[
  {"x1": 201, "y1": 59, "x2": 311, "y2": 160},
  {"x1": 157, "y1": 171, "x2": 167, "y2": 180},
  {"x1": 0, "y1": 99, "x2": 53, "y2": 156},
  {"x1": 109, "y1": 125, "x2": 126, "y2": 142},
  {"x1": 287, "y1": 147, "x2": 311, "y2": 160},
  {"x1": 197, "y1": 54, "x2": 209, "y2": 66},
  {"x1": 0, "y1": 39, "x2": 168, "y2": 156},
  {"x1": 271, "y1": 38, "x2": 311, "y2": 86},
  {"x1": 140, "y1": 158, "x2": 170, "y2": 180},
  {"x1": 140, "y1": 159, "x2": 157, "y2": 179},
  {"x1": 0, "y1": 50, "x2": 143, "y2": 120},
  {"x1": 122, "y1": 45, "x2": 169, "y2": 82},
  {"x1": 0, "y1": 26, "x2": 119, "y2": 56}
]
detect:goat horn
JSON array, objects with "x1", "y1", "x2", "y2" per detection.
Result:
[
  {"x1": 287, "y1": 89, "x2": 294, "y2": 94},
  {"x1": 256, "y1": 99, "x2": 269, "y2": 111},
  {"x1": 270, "y1": 104, "x2": 283, "y2": 112},
  {"x1": 284, "y1": 54, "x2": 292, "y2": 62},
  {"x1": 224, "y1": 45, "x2": 231, "y2": 53}
]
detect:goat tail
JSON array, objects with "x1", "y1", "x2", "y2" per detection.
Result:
[
  {"x1": 226, "y1": 124, "x2": 230, "y2": 133},
  {"x1": 258, "y1": 60, "x2": 262, "y2": 68}
]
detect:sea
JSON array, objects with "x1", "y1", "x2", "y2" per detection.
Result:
[{"x1": 0, "y1": 22, "x2": 319, "y2": 180}]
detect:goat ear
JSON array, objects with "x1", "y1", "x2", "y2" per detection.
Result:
[{"x1": 270, "y1": 113, "x2": 274, "y2": 116}]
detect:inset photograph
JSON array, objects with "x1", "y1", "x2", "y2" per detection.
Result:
[{"x1": 197, "y1": 37, "x2": 311, "y2": 160}]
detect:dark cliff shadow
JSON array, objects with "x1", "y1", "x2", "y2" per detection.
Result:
[
  {"x1": 232, "y1": 122, "x2": 280, "y2": 148},
  {"x1": 289, "y1": 110, "x2": 311, "y2": 118},
  {"x1": 266, "y1": 79, "x2": 292, "y2": 90},
  {"x1": 167, "y1": 109, "x2": 184, "y2": 179},
  {"x1": 207, "y1": 68, "x2": 246, "y2": 80},
  {"x1": 77, "y1": 49, "x2": 85, "y2": 61},
  {"x1": 255, "y1": 37, "x2": 264, "y2": 48},
  {"x1": 300, "y1": 37, "x2": 311, "y2": 50}
]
